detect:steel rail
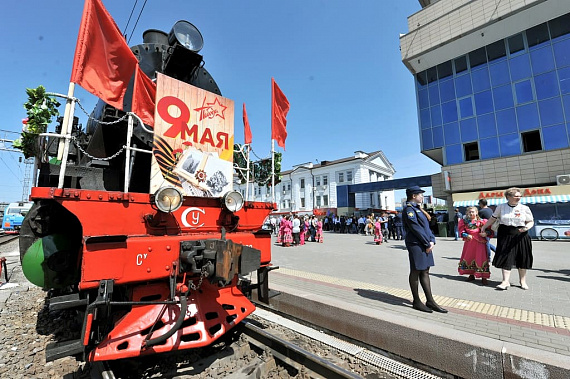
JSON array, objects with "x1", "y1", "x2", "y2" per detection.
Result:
[{"x1": 242, "y1": 321, "x2": 363, "y2": 379}]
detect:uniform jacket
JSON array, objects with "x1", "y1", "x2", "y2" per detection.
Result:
[{"x1": 402, "y1": 202, "x2": 436, "y2": 249}]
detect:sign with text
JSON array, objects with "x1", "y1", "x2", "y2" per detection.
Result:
[{"x1": 150, "y1": 73, "x2": 235, "y2": 197}]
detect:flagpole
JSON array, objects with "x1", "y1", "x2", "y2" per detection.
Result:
[
  {"x1": 57, "y1": 82, "x2": 76, "y2": 161},
  {"x1": 271, "y1": 139, "x2": 275, "y2": 206},
  {"x1": 245, "y1": 144, "x2": 250, "y2": 201}
]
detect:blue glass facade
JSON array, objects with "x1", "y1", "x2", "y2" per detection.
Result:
[{"x1": 416, "y1": 13, "x2": 570, "y2": 165}]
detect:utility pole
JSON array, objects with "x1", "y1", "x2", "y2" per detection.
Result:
[
  {"x1": 0, "y1": 134, "x2": 28, "y2": 201},
  {"x1": 21, "y1": 157, "x2": 34, "y2": 201}
]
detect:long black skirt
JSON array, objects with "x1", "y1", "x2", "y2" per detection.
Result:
[{"x1": 492, "y1": 225, "x2": 533, "y2": 269}]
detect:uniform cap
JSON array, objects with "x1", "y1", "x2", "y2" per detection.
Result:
[{"x1": 406, "y1": 186, "x2": 425, "y2": 197}]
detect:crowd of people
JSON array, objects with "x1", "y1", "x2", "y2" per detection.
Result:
[
  {"x1": 269, "y1": 211, "x2": 409, "y2": 247},
  {"x1": 274, "y1": 214, "x2": 324, "y2": 246}
]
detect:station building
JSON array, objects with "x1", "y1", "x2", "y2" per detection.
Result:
[
  {"x1": 400, "y1": 0, "x2": 570, "y2": 225},
  {"x1": 235, "y1": 150, "x2": 396, "y2": 216}
]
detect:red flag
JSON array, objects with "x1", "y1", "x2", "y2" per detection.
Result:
[
  {"x1": 271, "y1": 78, "x2": 290, "y2": 149},
  {"x1": 132, "y1": 65, "x2": 157, "y2": 127},
  {"x1": 243, "y1": 103, "x2": 252, "y2": 145},
  {"x1": 70, "y1": 0, "x2": 138, "y2": 110}
]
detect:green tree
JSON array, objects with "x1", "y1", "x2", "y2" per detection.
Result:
[{"x1": 233, "y1": 144, "x2": 281, "y2": 187}]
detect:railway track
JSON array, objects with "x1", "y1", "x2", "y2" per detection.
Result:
[
  {"x1": 89, "y1": 306, "x2": 442, "y2": 378},
  {"x1": 92, "y1": 320, "x2": 367, "y2": 378},
  {"x1": 242, "y1": 321, "x2": 363, "y2": 379},
  {"x1": 0, "y1": 233, "x2": 19, "y2": 246}
]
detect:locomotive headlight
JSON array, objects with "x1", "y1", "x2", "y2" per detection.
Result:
[
  {"x1": 154, "y1": 187, "x2": 183, "y2": 213},
  {"x1": 222, "y1": 191, "x2": 244, "y2": 213},
  {"x1": 169, "y1": 20, "x2": 203, "y2": 52}
]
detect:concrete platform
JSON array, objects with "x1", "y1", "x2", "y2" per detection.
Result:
[{"x1": 261, "y1": 232, "x2": 570, "y2": 379}]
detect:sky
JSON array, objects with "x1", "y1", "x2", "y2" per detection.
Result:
[{"x1": 0, "y1": 0, "x2": 440, "y2": 203}]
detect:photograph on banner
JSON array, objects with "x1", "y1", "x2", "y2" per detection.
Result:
[{"x1": 150, "y1": 73, "x2": 234, "y2": 197}]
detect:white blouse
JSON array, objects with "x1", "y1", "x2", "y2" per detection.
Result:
[{"x1": 492, "y1": 203, "x2": 533, "y2": 227}]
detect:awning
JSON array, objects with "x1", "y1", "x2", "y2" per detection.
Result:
[{"x1": 453, "y1": 195, "x2": 570, "y2": 207}]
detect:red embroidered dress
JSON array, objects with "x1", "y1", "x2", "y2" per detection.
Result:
[{"x1": 458, "y1": 218, "x2": 491, "y2": 278}]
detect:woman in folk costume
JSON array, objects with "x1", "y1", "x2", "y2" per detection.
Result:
[
  {"x1": 315, "y1": 217, "x2": 324, "y2": 243},
  {"x1": 373, "y1": 218, "x2": 383, "y2": 245},
  {"x1": 282, "y1": 215, "x2": 294, "y2": 247},
  {"x1": 458, "y1": 207, "x2": 491, "y2": 285},
  {"x1": 299, "y1": 217, "x2": 306, "y2": 245},
  {"x1": 276, "y1": 217, "x2": 284, "y2": 245},
  {"x1": 304, "y1": 217, "x2": 311, "y2": 242}
]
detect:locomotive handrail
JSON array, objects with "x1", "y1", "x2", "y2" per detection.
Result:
[{"x1": 41, "y1": 92, "x2": 153, "y2": 193}]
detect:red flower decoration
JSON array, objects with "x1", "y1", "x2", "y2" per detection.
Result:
[{"x1": 22, "y1": 118, "x2": 29, "y2": 124}]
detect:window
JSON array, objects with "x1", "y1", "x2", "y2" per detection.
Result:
[
  {"x1": 508, "y1": 34, "x2": 525, "y2": 55},
  {"x1": 323, "y1": 195, "x2": 329, "y2": 206},
  {"x1": 459, "y1": 96, "x2": 474, "y2": 118},
  {"x1": 479, "y1": 137, "x2": 500, "y2": 159},
  {"x1": 282, "y1": 185, "x2": 286, "y2": 193},
  {"x1": 487, "y1": 40, "x2": 506, "y2": 61},
  {"x1": 514, "y1": 80, "x2": 534, "y2": 104},
  {"x1": 300, "y1": 198, "x2": 306, "y2": 208},
  {"x1": 455, "y1": 74, "x2": 472, "y2": 97},
  {"x1": 464, "y1": 142, "x2": 479, "y2": 161},
  {"x1": 287, "y1": 184, "x2": 291, "y2": 191},
  {"x1": 549, "y1": 13, "x2": 570, "y2": 39},
  {"x1": 543, "y1": 124, "x2": 569, "y2": 150},
  {"x1": 522, "y1": 130, "x2": 542, "y2": 152},
  {"x1": 338, "y1": 173, "x2": 344, "y2": 183},
  {"x1": 346, "y1": 171, "x2": 352, "y2": 182},
  {"x1": 426, "y1": 67, "x2": 437, "y2": 83},
  {"x1": 323, "y1": 175, "x2": 328, "y2": 185},
  {"x1": 316, "y1": 176, "x2": 321, "y2": 186},
  {"x1": 316, "y1": 196, "x2": 321, "y2": 207},
  {"x1": 446, "y1": 144, "x2": 463, "y2": 165},
  {"x1": 416, "y1": 71, "x2": 427, "y2": 86},
  {"x1": 300, "y1": 178, "x2": 305, "y2": 189},
  {"x1": 469, "y1": 47, "x2": 487, "y2": 68},
  {"x1": 454, "y1": 56, "x2": 467, "y2": 73},
  {"x1": 526, "y1": 23, "x2": 549, "y2": 47},
  {"x1": 437, "y1": 61, "x2": 453, "y2": 79}
]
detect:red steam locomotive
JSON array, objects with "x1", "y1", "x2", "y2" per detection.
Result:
[{"x1": 18, "y1": 19, "x2": 275, "y2": 362}]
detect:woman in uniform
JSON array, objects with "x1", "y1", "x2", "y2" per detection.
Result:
[{"x1": 403, "y1": 186, "x2": 448, "y2": 313}]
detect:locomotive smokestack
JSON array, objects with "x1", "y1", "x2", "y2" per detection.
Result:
[{"x1": 142, "y1": 29, "x2": 168, "y2": 45}]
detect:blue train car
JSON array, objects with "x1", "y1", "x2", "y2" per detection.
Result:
[{"x1": 2, "y1": 202, "x2": 32, "y2": 234}]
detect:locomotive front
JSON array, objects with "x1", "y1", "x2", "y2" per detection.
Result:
[{"x1": 18, "y1": 20, "x2": 275, "y2": 362}]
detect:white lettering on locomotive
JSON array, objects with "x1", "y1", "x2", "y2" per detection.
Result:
[
  {"x1": 136, "y1": 253, "x2": 148, "y2": 266},
  {"x1": 181, "y1": 207, "x2": 206, "y2": 228}
]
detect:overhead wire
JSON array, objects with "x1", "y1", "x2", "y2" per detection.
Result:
[
  {"x1": 127, "y1": 0, "x2": 149, "y2": 44},
  {"x1": 0, "y1": 155, "x2": 22, "y2": 183},
  {"x1": 123, "y1": 0, "x2": 139, "y2": 37}
]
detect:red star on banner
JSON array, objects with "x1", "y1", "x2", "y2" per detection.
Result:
[{"x1": 194, "y1": 97, "x2": 227, "y2": 121}]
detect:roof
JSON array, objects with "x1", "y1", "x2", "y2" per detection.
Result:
[{"x1": 280, "y1": 150, "x2": 395, "y2": 175}]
